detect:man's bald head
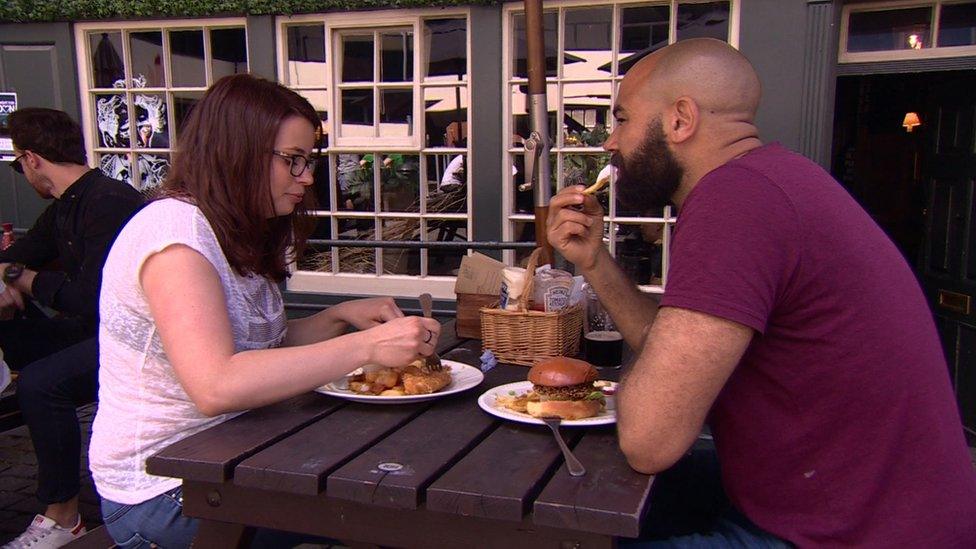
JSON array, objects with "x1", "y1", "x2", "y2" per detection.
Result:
[{"x1": 628, "y1": 38, "x2": 761, "y2": 121}]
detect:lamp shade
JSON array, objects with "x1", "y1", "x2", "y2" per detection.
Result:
[{"x1": 903, "y1": 112, "x2": 921, "y2": 132}]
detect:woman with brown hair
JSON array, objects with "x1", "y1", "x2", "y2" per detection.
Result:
[{"x1": 88, "y1": 74, "x2": 440, "y2": 547}]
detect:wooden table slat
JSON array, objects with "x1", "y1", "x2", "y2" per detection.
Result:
[
  {"x1": 233, "y1": 402, "x2": 429, "y2": 495},
  {"x1": 146, "y1": 392, "x2": 345, "y2": 483},
  {"x1": 425, "y1": 421, "x2": 583, "y2": 522},
  {"x1": 533, "y1": 428, "x2": 654, "y2": 538}
]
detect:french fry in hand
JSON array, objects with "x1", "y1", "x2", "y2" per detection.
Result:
[{"x1": 582, "y1": 175, "x2": 610, "y2": 195}]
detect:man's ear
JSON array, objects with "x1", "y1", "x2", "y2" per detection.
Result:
[
  {"x1": 668, "y1": 96, "x2": 698, "y2": 144},
  {"x1": 22, "y1": 150, "x2": 42, "y2": 171}
]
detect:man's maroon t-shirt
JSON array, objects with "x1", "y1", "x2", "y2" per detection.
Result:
[{"x1": 660, "y1": 143, "x2": 976, "y2": 547}]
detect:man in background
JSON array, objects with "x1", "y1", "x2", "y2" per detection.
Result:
[{"x1": 1, "y1": 108, "x2": 142, "y2": 548}]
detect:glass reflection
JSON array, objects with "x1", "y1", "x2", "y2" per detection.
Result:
[
  {"x1": 172, "y1": 91, "x2": 204, "y2": 142},
  {"x1": 513, "y1": 11, "x2": 557, "y2": 78},
  {"x1": 286, "y1": 25, "x2": 327, "y2": 86},
  {"x1": 425, "y1": 87, "x2": 468, "y2": 148},
  {"x1": 342, "y1": 35, "x2": 374, "y2": 82},
  {"x1": 210, "y1": 28, "x2": 248, "y2": 81},
  {"x1": 427, "y1": 154, "x2": 467, "y2": 210},
  {"x1": 382, "y1": 219, "x2": 420, "y2": 275},
  {"x1": 676, "y1": 1, "x2": 730, "y2": 42},
  {"x1": 381, "y1": 30, "x2": 413, "y2": 82},
  {"x1": 424, "y1": 18, "x2": 467, "y2": 82},
  {"x1": 847, "y1": 8, "x2": 932, "y2": 52},
  {"x1": 90, "y1": 32, "x2": 125, "y2": 89},
  {"x1": 615, "y1": 223, "x2": 664, "y2": 286},
  {"x1": 619, "y1": 5, "x2": 670, "y2": 75},
  {"x1": 132, "y1": 94, "x2": 169, "y2": 149},
  {"x1": 511, "y1": 83, "x2": 558, "y2": 145},
  {"x1": 169, "y1": 30, "x2": 206, "y2": 87},
  {"x1": 427, "y1": 219, "x2": 467, "y2": 275},
  {"x1": 335, "y1": 153, "x2": 373, "y2": 212},
  {"x1": 129, "y1": 31, "x2": 165, "y2": 88},
  {"x1": 379, "y1": 89, "x2": 413, "y2": 137},
  {"x1": 563, "y1": 7, "x2": 612, "y2": 80},
  {"x1": 939, "y1": 3, "x2": 976, "y2": 47},
  {"x1": 562, "y1": 82, "x2": 610, "y2": 148},
  {"x1": 380, "y1": 154, "x2": 420, "y2": 213},
  {"x1": 341, "y1": 89, "x2": 374, "y2": 138},
  {"x1": 94, "y1": 94, "x2": 129, "y2": 148}
]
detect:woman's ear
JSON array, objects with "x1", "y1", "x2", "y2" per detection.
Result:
[{"x1": 668, "y1": 96, "x2": 699, "y2": 144}]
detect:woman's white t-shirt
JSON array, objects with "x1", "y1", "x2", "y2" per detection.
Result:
[{"x1": 90, "y1": 198, "x2": 286, "y2": 505}]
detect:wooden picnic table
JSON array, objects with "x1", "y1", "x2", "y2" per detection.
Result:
[{"x1": 146, "y1": 321, "x2": 655, "y2": 548}]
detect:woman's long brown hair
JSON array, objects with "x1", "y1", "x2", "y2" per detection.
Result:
[{"x1": 162, "y1": 74, "x2": 319, "y2": 282}]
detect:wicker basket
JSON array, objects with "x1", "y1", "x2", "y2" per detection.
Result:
[{"x1": 480, "y1": 248, "x2": 583, "y2": 366}]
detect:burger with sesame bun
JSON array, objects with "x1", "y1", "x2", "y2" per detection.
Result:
[{"x1": 525, "y1": 357, "x2": 605, "y2": 420}]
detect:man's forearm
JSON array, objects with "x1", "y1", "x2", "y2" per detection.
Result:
[{"x1": 578, "y1": 249, "x2": 659, "y2": 350}]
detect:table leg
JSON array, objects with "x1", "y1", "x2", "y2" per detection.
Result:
[{"x1": 191, "y1": 519, "x2": 255, "y2": 549}]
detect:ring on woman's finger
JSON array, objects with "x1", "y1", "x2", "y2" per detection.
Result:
[{"x1": 424, "y1": 329, "x2": 433, "y2": 344}]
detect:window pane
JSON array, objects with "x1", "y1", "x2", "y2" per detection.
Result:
[
  {"x1": 511, "y1": 153, "x2": 556, "y2": 214},
  {"x1": 337, "y1": 232, "x2": 377, "y2": 274},
  {"x1": 513, "y1": 220, "x2": 537, "y2": 265},
  {"x1": 94, "y1": 94, "x2": 129, "y2": 147},
  {"x1": 939, "y1": 3, "x2": 976, "y2": 47},
  {"x1": 511, "y1": 83, "x2": 557, "y2": 145},
  {"x1": 381, "y1": 30, "x2": 413, "y2": 82},
  {"x1": 90, "y1": 32, "x2": 125, "y2": 88},
  {"x1": 380, "y1": 154, "x2": 419, "y2": 213},
  {"x1": 382, "y1": 219, "x2": 420, "y2": 275},
  {"x1": 847, "y1": 8, "x2": 932, "y2": 52},
  {"x1": 615, "y1": 223, "x2": 664, "y2": 286},
  {"x1": 425, "y1": 18, "x2": 467, "y2": 82},
  {"x1": 286, "y1": 25, "x2": 327, "y2": 86},
  {"x1": 172, "y1": 90, "x2": 204, "y2": 142},
  {"x1": 563, "y1": 7, "x2": 613, "y2": 80},
  {"x1": 379, "y1": 89, "x2": 413, "y2": 137},
  {"x1": 298, "y1": 218, "x2": 333, "y2": 271},
  {"x1": 129, "y1": 31, "x2": 165, "y2": 88},
  {"x1": 620, "y1": 5, "x2": 670, "y2": 75},
  {"x1": 427, "y1": 219, "x2": 467, "y2": 275},
  {"x1": 136, "y1": 153, "x2": 169, "y2": 192},
  {"x1": 132, "y1": 93, "x2": 169, "y2": 149},
  {"x1": 336, "y1": 153, "x2": 373, "y2": 212},
  {"x1": 513, "y1": 11, "x2": 558, "y2": 78},
  {"x1": 210, "y1": 28, "x2": 248, "y2": 81},
  {"x1": 562, "y1": 82, "x2": 611, "y2": 148},
  {"x1": 425, "y1": 87, "x2": 468, "y2": 147},
  {"x1": 297, "y1": 90, "x2": 329, "y2": 148},
  {"x1": 677, "y1": 1, "x2": 730, "y2": 42},
  {"x1": 169, "y1": 30, "x2": 206, "y2": 87},
  {"x1": 342, "y1": 34, "x2": 374, "y2": 82},
  {"x1": 427, "y1": 153, "x2": 468, "y2": 209},
  {"x1": 99, "y1": 153, "x2": 132, "y2": 186},
  {"x1": 341, "y1": 89, "x2": 374, "y2": 138}
]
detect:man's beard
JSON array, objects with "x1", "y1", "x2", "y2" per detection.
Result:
[{"x1": 613, "y1": 117, "x2": 684, "y2": 212}]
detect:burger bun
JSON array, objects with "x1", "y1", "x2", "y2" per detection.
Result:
[{"x1": 528, "y1": 357, "x2": 598, "y2": 387}]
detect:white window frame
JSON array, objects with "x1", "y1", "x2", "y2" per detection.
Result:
[
  {"x1": 74, "y1": 18, "x2": 249, "y2": 187},
  {"x1": 501, "y1": 0, "x2": 740, "y2": 295},
  {"x1": 840, "y1": 0, "x2": 976, "y2": 63},
  {"x1": 277, "y1": 8, "x2": 472, "y2": 299}
]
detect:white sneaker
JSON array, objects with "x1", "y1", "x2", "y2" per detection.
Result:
[{"x1": 2, "y1": 514, "x2": 86, "y2": 549}]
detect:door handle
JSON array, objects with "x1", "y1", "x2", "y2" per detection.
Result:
[{"x1": 937, "y1": 289, "x2": 971, "y2": 315}]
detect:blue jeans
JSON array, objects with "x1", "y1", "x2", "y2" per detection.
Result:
[
  {"x1": 101, "y1": 487, "x2": 197, "y2": 548},
  {"x1": 622, "y1": 449, "x2": 793, "y2": 548}
]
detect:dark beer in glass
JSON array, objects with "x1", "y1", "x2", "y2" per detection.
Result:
[{"x1": 585, "y1": 330, "x2": 623, "y2": 369}]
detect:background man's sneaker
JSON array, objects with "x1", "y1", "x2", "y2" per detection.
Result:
[{"x1": 1, "y1": 514, "x2": 85, "y2": 548}]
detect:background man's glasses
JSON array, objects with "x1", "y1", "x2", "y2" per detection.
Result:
[
  {"x1": 8, "y1": 154, "x2": 26, "y2": 175},
  {"x1": 271, "y1": 150, "x2": 316, "y2": 177}
]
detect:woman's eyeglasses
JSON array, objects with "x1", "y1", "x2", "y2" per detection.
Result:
[
  {"x1": 271, "y1": 150, "x2": 316, "y2": 177},
  {"x1": 8, "y1": 153, "x2": 26, "y2": 175}
]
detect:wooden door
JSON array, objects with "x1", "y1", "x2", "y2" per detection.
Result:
[{"x1": 920, "y1": 72, "x2": 976, "y2": 442}]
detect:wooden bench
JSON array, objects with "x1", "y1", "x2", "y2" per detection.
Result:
[{"x1": 63, "y1": 525, "x2": 114, "y2": 548}]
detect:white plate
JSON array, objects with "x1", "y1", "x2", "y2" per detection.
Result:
[
  {"x1": 477, "y1": 381, "x2": 617, "y2": 426},
  {"x1": 316, "y1": 360, "x2": 484, "y2": 404}
]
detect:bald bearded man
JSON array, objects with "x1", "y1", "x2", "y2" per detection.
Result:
[{"x1": 548, "y1": 39, "x2": 976, "y2": 547}]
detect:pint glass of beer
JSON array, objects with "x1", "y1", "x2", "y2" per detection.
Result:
[{"x1": 583, "y1": 285, "x2": 623, "y2": 369}]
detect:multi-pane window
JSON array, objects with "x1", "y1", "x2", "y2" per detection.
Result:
[
  {"x1": 503, "y1": 1, "x2": 734, "y2": 293},
  {"x1": 75, "y1": 20, "x2": 248, "y2": 193},
  {"x1": 279, "y1": 11, "x2": 470, "y2": 298},
  {"x1": 841, "y1": 1, "x2": 976, "y2": 62}
]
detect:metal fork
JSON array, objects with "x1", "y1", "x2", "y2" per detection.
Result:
[
  {"x1": 418, "y1": 293, "x2": 443, "y2": 372},
  {"x1": 541, "y1": 416, "x2": 586, "y2": 477}
]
